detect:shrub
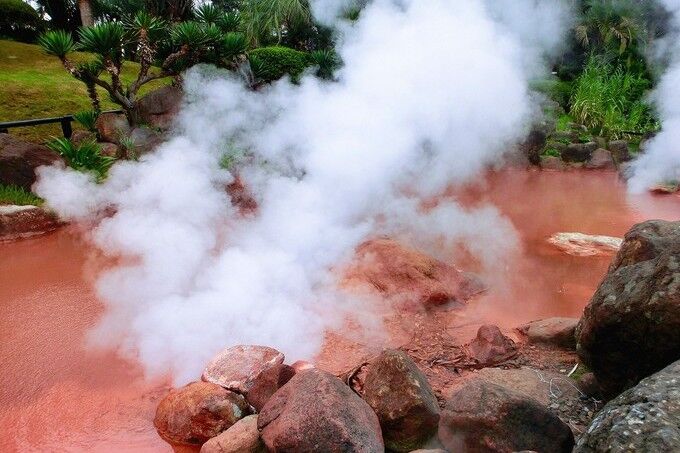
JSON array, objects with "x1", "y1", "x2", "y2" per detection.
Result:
[
  {"x1": 0, "y1": 0, "x2": 43, "y2": 42},
  {"x1": 531, "y1": 78, "x2": 573, "y2": 110},
  {"x1": 47, "y1": 137, "x2": 116, "y2": 182},
  {"x1": 73, "y1": 110, "x2": 99, "y2": 132},
  {"x1": 248, "y1": 46, "x2": 309, "y2": 83},
  {"x1": 0, "y1": 184, "x2": 43, "y2": 206}
]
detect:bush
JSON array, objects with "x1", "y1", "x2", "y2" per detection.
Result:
[
  {"x1": 0, "y1": 0, "x2": 43, "y2": 42},
  {"x1": 248, "y1": 46, "x2": 310, "y2": 83},
  {"x1": 0, "y1": 183, "x2": 43, "y2": 206},
  {"x1": 73, "y1": 110, "x2": 99, "y2": 132},
  {"x1": 47, "y1": 137, "x2": 116, "y2": 182}
]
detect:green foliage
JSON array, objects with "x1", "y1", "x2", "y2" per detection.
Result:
[
  {"x1": 531, "y1": 78, "x2": 573, "y2": 110},
  {"x1": 73, "y1": 110, "x2": 99, "y2": 131},
  {"x1": 556, "y1": 114, "x2": 574, "y2": 132},
  {"x1": 216, "y1": 12, "x2": 241, "y2": 32},
  {"x1": 0, "y1": 0, "x2": 42, "y2": 42},
  {"x1": 542, "y1": 148, "x2": 561, "y2": 158},
  {"x1": 171, "y1": 20, "x2": 214, "y2": 47},
  {"x1": 78, "y1": 22, "x2": 125, "y2": 62},
  {"x1": 241, "y1": 0, "x2": 312, "y2": 46},
  {"x1": 126, "y1": 10, "x2": 166, "y2": 41},
  {"x1": 195, "y1": 4, "x2": 222, "y2": 24},
  {"x1": 220, "y1": 32, "x2": 248, "y2": 60},
  {"x1": 249, "y1": 45, "x2": 309, "y2": 83},
  {"x1": 309, "y1": 49, "x2": 340, "y2": 80},
  {"x1": 47, "y1": 137, "x2": 116, "y2": 181},
  {"x1": 0, "y1": 184, "x2": 43, "y2": 206},
  {"x1": 38, "y1": 30, "x2": 75, "y2": 58},
  {"x1": 569, "y1": 56, "x2": 658, "y2": 139}
]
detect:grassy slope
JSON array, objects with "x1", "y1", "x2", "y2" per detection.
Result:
[{"x1": 0, "y1": 39, "x2": 168, "y2": 143}]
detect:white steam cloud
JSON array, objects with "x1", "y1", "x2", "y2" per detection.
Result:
[
  {"x1": 35, "y1": 0, "x2": 572, "y2": 383},
  {"x1": 629, "y1": 0, "x2": 680, "y2": 192}
]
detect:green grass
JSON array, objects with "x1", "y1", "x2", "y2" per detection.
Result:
[
  {"x1": 0, "y1": 39, "x2": 169, "y2": 143},
  {"x1": 0, "y1": 184, "x2": 43, "y2": 206}
]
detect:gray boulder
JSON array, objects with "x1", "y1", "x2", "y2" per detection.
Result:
[
  {"x1": 608, "y1": 140, "x2": 631, "y2": 163},
  {"x1": 134, "y1": 85, "x2": 183, "y2": 130},
  {"x1": 562, "y1": 142, "x2": 597, "y2": 162},
  {"x1": 575, "y1": 360, "x2": 680, "y2": 452}
]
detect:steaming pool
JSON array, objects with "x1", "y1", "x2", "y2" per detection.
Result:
[{"x1": 1, "y1": 169, "x2": 679, "y2": 452}]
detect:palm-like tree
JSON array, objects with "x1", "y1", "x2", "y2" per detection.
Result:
[
  {"x1": 78, "y1": 0, "x2": 94, "y2": 26},
  {"x1": 240, "y1": 0, "x2": 312, "y2": 47},
  {"x1": 575, "y1": 0, "x2": 645, "y2": 57}
]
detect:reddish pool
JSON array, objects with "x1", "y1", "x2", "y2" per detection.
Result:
[{"x1": 0, "y1": 169, "x2": 678, "y2": 452}]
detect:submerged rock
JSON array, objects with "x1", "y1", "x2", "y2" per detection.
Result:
[
  {"x1": 575, "y1": 360, "x2": 680, "y2": 452},
  {"x1": 439, "y1": 379, "x2": 574, "y2": 453},
  {"x1": 518, "y1": 317, "x2": 579, "y2": 349},
  {"x1": 576, "y1": 220, "x2": 680, "y2": 396},
  {"x1": 200, "y1": 415, "x2": 265, "y2": 453},
  {"x1": 362, "y1": 349, "x2": 439, "y2": 452},
  {"x1": 344, "y1": 238, "x2": 486, "y2": 309},
  {"x1": 154, "y1": 381, "x2": 249, "y2": 446},
  {"x1": 258, "y1": 369, "x2": 384, "y2": 453},
  {"x1": 0, "y1": 205, "x2": 62, "y2": 241},
  {"x1": 466, "y1": 325, "x2": 518, "y2": 366},
  {"x1": 548, "y1": 232, "x2": 622, "y2": 257},
  {"x1": 0, "y1": 133, "x2": 63, "y2": 191}
]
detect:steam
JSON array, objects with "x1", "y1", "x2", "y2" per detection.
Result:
[
  {"x1": 628, "y1": 0, "x2": 680, "y2": 192},
  {"x1": 35, "y1": 0, "x2": 572, "y2": 383}
]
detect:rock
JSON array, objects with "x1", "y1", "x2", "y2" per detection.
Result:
[
  {"x1": 561, "y1": 142, "x2": 597, "y2": 162},
  {"x1": 0, "y1": 205, "x2": 63, "y2": 241},
  {"x1": 548, "y1": 232, "x2": 622, "y2": 257},
  {"x1": 200, "y1": 415, "x2": 265, "y2": 453},
  {"x1": 576, "y1": 373, "x2": 601, "y2": 397},
  {"x1": 466, "y1": 325, "x2": 518, "y2": 366},
  {"x1": 575, "y1": 360, "x2": 680, "y2": 452},
  {"x1": 344, "y1": 238, "x2": 486, "y2": 309},
  {"x1": 203, "y1": 345, "x2": 284, "y2": 393},
  {"x1": 439, "y1": 379, "x2": 574, "y2": 453},
  {"x1": 408, "y1": 450, "x2": 448, "y2": 453},
  {"x1": 0, "y1": 133, "x2": 63, "y2": 191},
  {"x1": 70, "y1": 130, "x2": 97, "y2": 146},
  {"x1": 608, "y1": 140, "x2": 631, "y2": 163},
  {"x1": 576, "y1": 220, "x2": 680, "y2": 397},
  {"x1": 519, "y1": 128, "x2": 548, "y2": 165},
  {"x1": 134, "y1": 85, "x2": 183, "y2": 130},
  {"x1": 98, "y1": 142, "x2": 120, "y2": 158},
  {"x1": 475, "y1": 367, "x2": 582, "y2": 406},
  {"x1": 226, "y1": 176, "x2": 258, "y2": 214},
  {"x1": 362, "y1": 350, "x2": 440, "y2": 452},
  {"x1": 95, "y1": 112, "x2": 131, "y2": 144},
  {"x1": 650, "y1": 182, "x2": 679, "y2": 194},
  {"x1": 540, "y1": 156, "x2": 565, "y2": 171},
  {"x1": 154, "y1": 381, "x2": 249, "y2": 446},
  {"x1": 128, "y1": 126, "x2": 164, "y2": 155},
  {"x1": 245, "y1": 364, "x2": 295, "y2": 412},
  {"x1": 518, "y1": 317, "x2": 579, "y2": 349},
  {"x1": 258, "y1": 369, "x2": 384, "y2": 453},
  {"x1": 585, "y1": 148, "x2": 615, "y2": 170}
]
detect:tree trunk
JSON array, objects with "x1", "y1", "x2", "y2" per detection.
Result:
[{"x1": 78, "y1": 0, "x2": 94, "y2": 27}]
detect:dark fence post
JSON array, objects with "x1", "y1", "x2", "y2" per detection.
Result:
[{"x1": 60, "y1": 117, "x2": 73, "y2": 138}]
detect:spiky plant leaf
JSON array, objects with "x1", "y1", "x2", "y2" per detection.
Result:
[
  {"x1": 38, "y1": 30, "x2": 75, "y2": 58},
  {"x1": 78, "y1": 22, "x2": 126, "y2": 61},
  {"x1": 309, "y1": 49, "x2": 340, "y2": 79},
  {"x1": 171, "y1": 21, "x2": 208, "y2": 47},
  {"x1": 47, "y1": 138, "x2": 116, "y2": 182},
  {"x1": 73, "y1": 110, "x2": 99, "y2": 132},
  {"x1": 195, "y1": 4, "x2": 221, "y2": 24},
  {"x1": 126, "y1": 10, "x2": 166, "y2": 40},
  {"x1": 220, "y1": 32, "x2": 247, "y2": 58},
  {"x1": 217, "y1": 12, "x2": 241, "y2": 32}
]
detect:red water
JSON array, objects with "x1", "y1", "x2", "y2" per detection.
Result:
[{"x1": 0, "y1": 170, "x2": 678, "y2": 452}]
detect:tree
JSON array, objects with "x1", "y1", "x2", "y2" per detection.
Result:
[
  {"x1": 39, "y1": 12, "x2": 247, "y2": 125},
  {"x1": 240, "y1": 0, "x2": 312, "y2": 47},
  {"x1": 78, "y1": 0, "x2": 94, "y2": 26}
]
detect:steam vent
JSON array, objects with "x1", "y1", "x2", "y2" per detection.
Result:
[{"x1": 2, "y1": 0, "x2": 680, "y2": 452}]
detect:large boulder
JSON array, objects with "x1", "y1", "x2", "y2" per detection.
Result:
[
  {"x1": 608, "y1": 140, "x2": 631, "y2": 163},
  {"x1": 362, "y1": 350, "x2": 440, "y2": 452},
  {"x1": 585, "y1": 148, "x2": 616, "y2": 170},
  {"x1": 518, "y1": 317, "x2": 579, "y2": 349},
  {"x1": 200, "y1": 415, "x2": 265, "y2": 453},
  {"x1": 0, "y1": 205, "x2": 63, "y2": 241},
  {"x1": 134, "y1": 85, "x2": 183, "y2": 130},
  {"x1": 575, "y1": 360, "x2": 680, "y2": 452},
  {"x1": 154, "y1": 381, "x2": 249, "y2": 446},
  {"x1": 561, "y1": 142, "x2": 597, "y2": 163},
  {"x1": 258, "y1": 369, "x2": 384, "y2": 452},
  {"x1": 439, "y1": 379, "x2": 574, "y2": 453},
  {"x1": 0, "y1": 133, "x2": 63, "y2": 191},
  {"x1": 576, "y1": 220, "x2": 680, "y2": 397},
  {"x1": 95, "y1": 112, "x2": 131, "y2": 144},
  {"x1": 519, "y1": 127, "x2": 548, "y2": 165},
  {"x1": 344, "y1": 238, "x2": 486, "y2": 309},
  {"x1": 548, "y1": 232, "x2": 622, "y2": 257},
  {"x1": 466, "y1": 325, "x2": 518, "y2": 366}
]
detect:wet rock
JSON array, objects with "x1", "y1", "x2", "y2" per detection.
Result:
[
  {"x1": 576, "y1": 220, "x2": 680, "y2": 397},
  {"x1": 540, "y1": 156, "x2": 565, "y2": 171},
  {"x1": 576, "y1": 373, "x2": 601, "y2": 397},
  {"x1": 362, "y1": 350, "x2": 439, "y2": 452},
  {"x1": 245, "y1": 364, "x2": 295, "y2": 412},
  {"x1": 134, "y1": 85, "x2": 183, "y2": 130},
  {"x1": 99, "y1": 142, "x2": 120, "y2": 158},
  {"x1": 200, "y1": 415, "x2": 265, "y2": 453},
  {"x1": 203, "y1": 345, "x2": 284, "y2": 393},
  {"x1": 519, "y1": 128, "x2": 548, "y2": 165},
  {"x1": 0, "y1": 205, "x2": 63, "y2": 241},
  {"x1": 258, "y1": 369, "x2": 384, "y2": 453},
  {"x1": 466, "y1": 325, "x2": 518, "y2": 366},
  {"x1": 344, "y1": 238, "x2": 486, "y2": 309},
  {"x1": 0, "y1": 133, "x2": 63, "y2": 191},
  {"x1": 475, "y1": 367, "x2": 582, "y2": 406},
  {"x1": 518, "y1": 318, "x2": 579, "y2": 349},
  {"x1": 95, "y1": 112, "x2": 131, "y2": 144},
  {"x1": 561, "y1": 142, "x2": 597, "y2": 163},
  {"x1": 585, "y1": 148, "x2": 615, "y2": 170},
  {"x1": 548, "y1": 232, "x2": 622, "y2": 257},
  {"x1": 575, "y1": 360, "x2": 680, "y2": 452},
  {"x1": 608, "y1": 140, "x2": 631, "y2": 163},
  {"x1": 650, "y1": 182, "x2": 679, "y2": 194},
  {"x1": 439, "y1": 379, "x2": 574, "y2": 453},
  {"x1": 154, "y1": 381, "x2": 249, "y2": 446}
]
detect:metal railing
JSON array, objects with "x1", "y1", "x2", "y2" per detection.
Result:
[{"x1": 0, "y1": 110, "x2": 124, "y2": 138}]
